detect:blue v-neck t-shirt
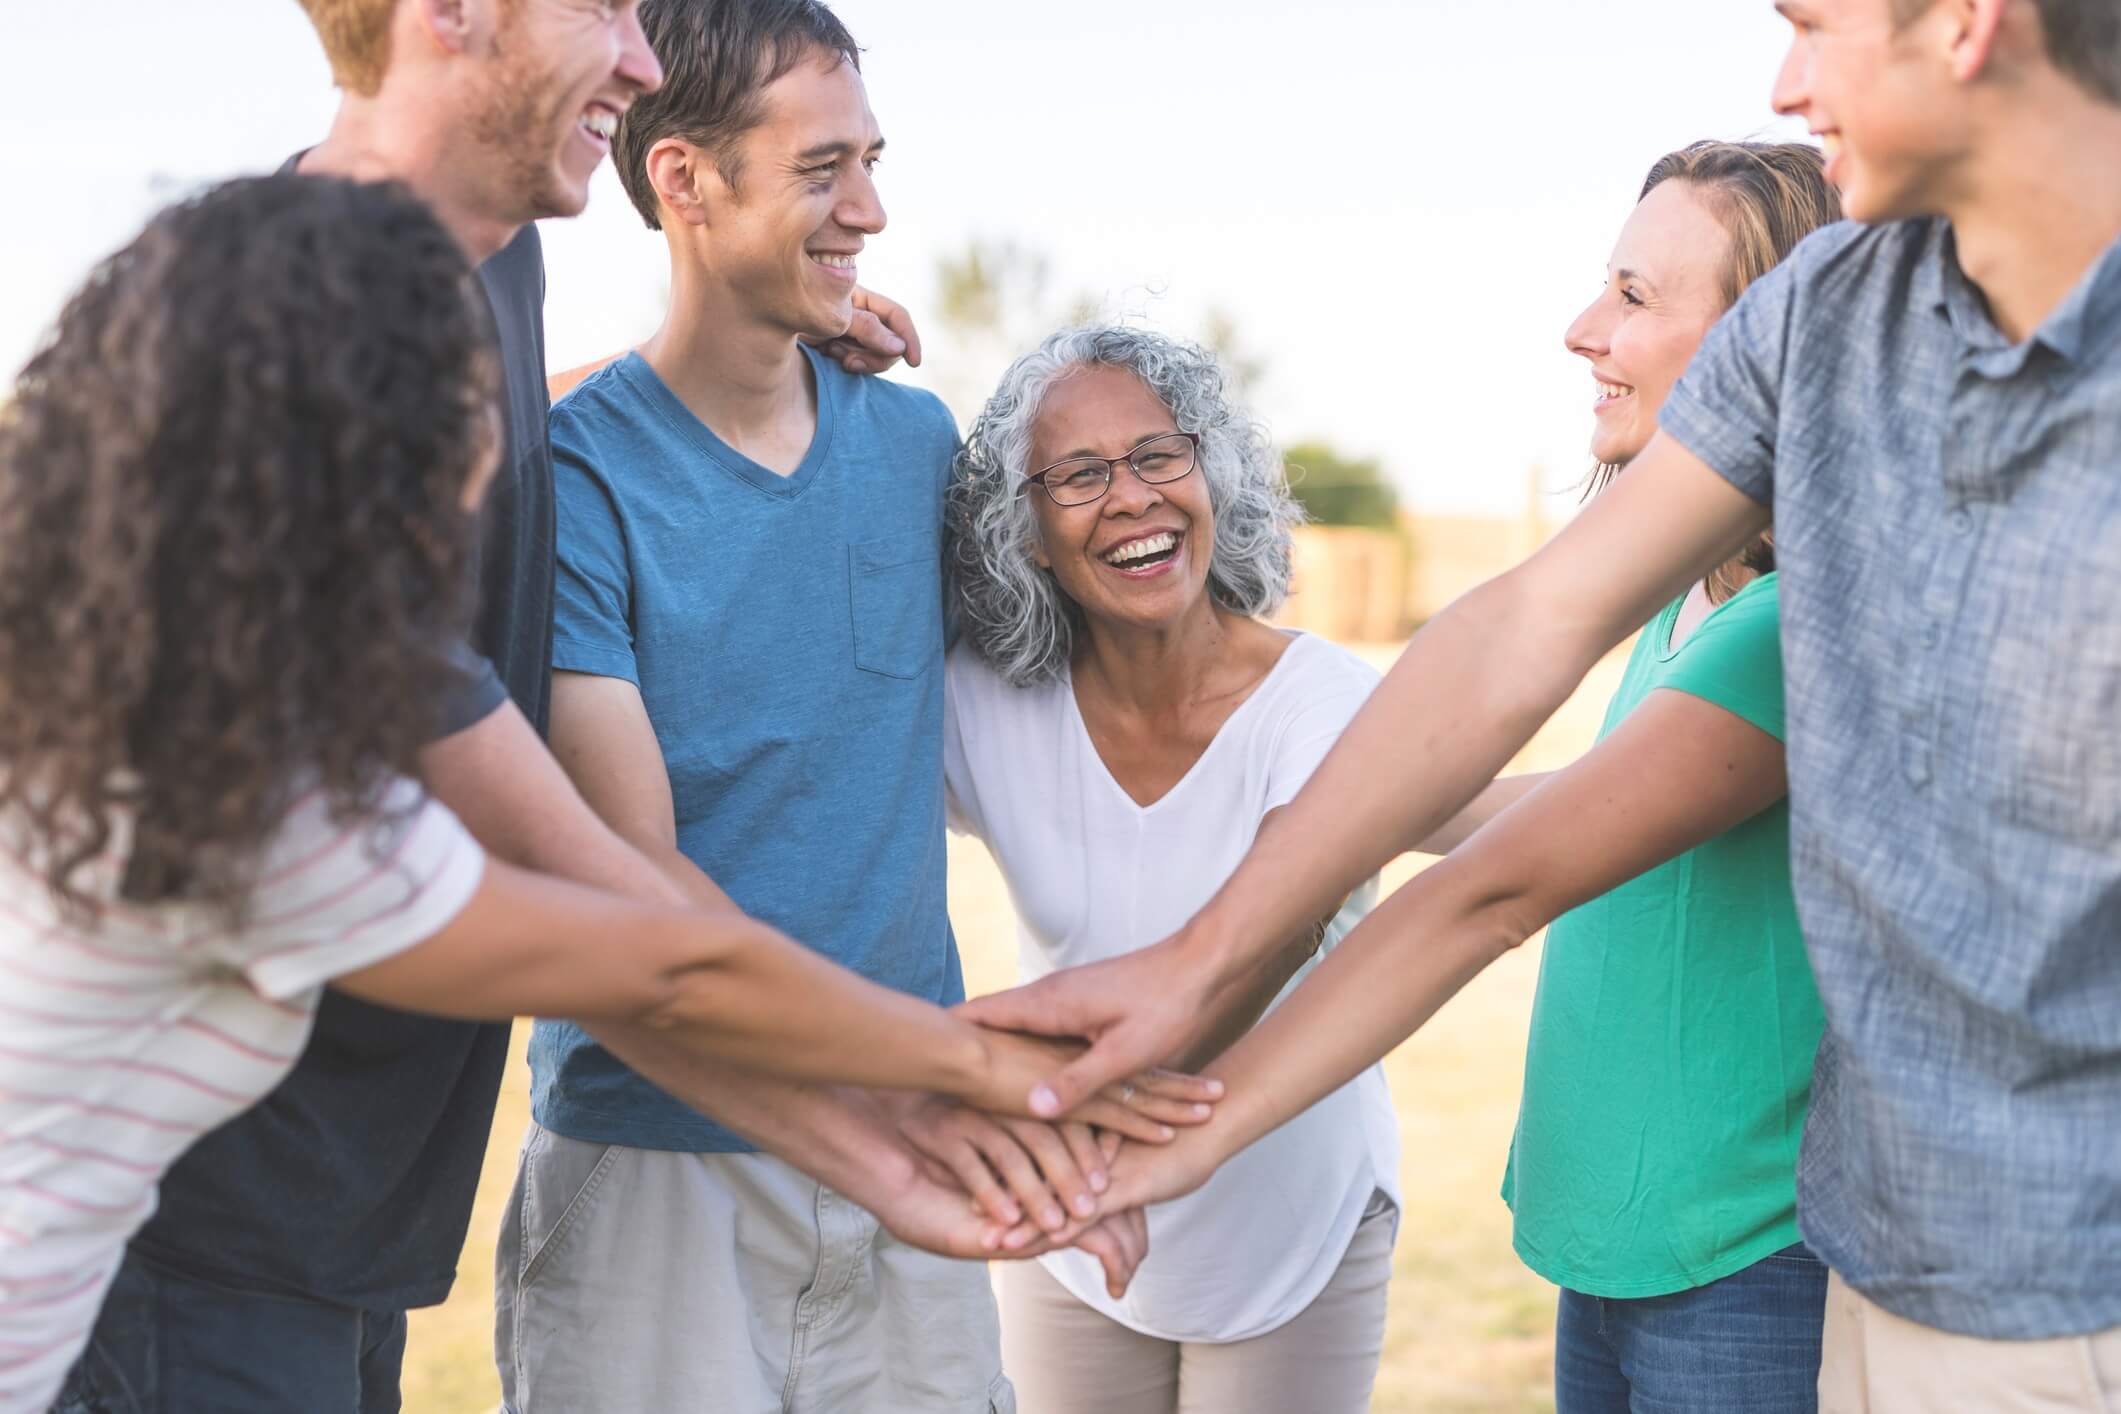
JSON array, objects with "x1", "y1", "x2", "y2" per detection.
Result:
[{"x1": 530, "y1": 347, "x2": 964, "y2": 1152}]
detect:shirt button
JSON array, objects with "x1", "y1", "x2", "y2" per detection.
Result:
[{"x1": 1949, "y1": 508, "x2": 1973, "y2": 534}]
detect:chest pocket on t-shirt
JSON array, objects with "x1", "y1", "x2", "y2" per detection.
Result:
[{"x1": 849, "y1": 530, "x2": 943, "y2": 679}]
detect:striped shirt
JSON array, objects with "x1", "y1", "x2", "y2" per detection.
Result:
[{"x1": 0, "y1": 779, "x2": 483, "y2": 1413}]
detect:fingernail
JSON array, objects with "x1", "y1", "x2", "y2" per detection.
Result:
[
  {"x1": 1031, "y1": 1085, "x2": 1061, "y2": 1117},
  {"x1": 1002, "y1": 1202, "x2": 1020, "y2": 1222},
  {"x1": 1193, "y1": 1102, "x2": 1211, "y2": 1119},
  {"x1": 1089, "y1": 1170, "x2": 1109, "y2": 1193},
  {"x1": 885, "y1": 334, "x2": 906, "y2": 352},
  {"x1": 1073, "y1": 1194, "x2": 1097, "y2": 1217},
  {"x1": 1004, "y1": 1227, "x2": 1032, "y2": 1250},
  {"x1": 1158, "y1": 1124, "x2": 1175, "y2": 1140},
  {"x1": 1044, "y1": 1206, "x2": 1066, "y2": 1229},
  {"x1": 1206, "y1": 1079, "x2": 1225, "y2": 1096}
]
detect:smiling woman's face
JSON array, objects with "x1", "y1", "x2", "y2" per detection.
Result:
[
  {"x1": 1563, "y1": 179, "x2": 1734, "y2": 469},
  {"x1": 1027, "y1": 365, "x2": 1217, "y2": 635}
]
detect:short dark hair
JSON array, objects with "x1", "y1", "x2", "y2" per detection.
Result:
[{"x1": 615, "y1": 0, "x2": 861, "y2": 230}]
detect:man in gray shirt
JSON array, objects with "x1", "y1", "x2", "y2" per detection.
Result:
[{"x1": 978, "y1": 0, "x2": 2121, "y2": 1407}]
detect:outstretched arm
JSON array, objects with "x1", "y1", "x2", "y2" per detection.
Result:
[
  {"x1": 1102, "y1": 682, "x2": 1787, "y2": 1207},
  {"x1": 964, "y1": 433, "x2": 1769, "y2": 1115}
]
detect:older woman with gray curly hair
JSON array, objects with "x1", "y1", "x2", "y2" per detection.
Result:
[{"x1": 943, "y1": 325, "x2": 1402, "y2": 1413}]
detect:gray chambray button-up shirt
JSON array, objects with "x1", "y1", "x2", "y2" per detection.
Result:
[{"x1": 1660, "y1": 217, "x2": 2121, "y2": 1342}]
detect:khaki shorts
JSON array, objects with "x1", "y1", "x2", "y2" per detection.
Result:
[
  {"x1": 495, "y1": 1122, "x2": 1012, "y2": 1413},
  {"x1": 1820, "y1": 1270, "x2": 2121, "y2": 1414}
]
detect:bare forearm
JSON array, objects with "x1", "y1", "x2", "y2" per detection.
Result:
[
  {"x1": 1206, "y1": 859, "x2": 1526, "y2": 1160},
  {"x1": 1175, "y1": 440, "x2": 1763, "y2": 994},
  {"x1": 627, "y1": 905, "x2": 991, "y2": 1094},
  {"x1": 584, "y1": 1024, "x2": 916, "y2": 1203},
  {"x1": 421, "y1": 701, "x2": 689, "y2": 908},
  {"x1": 1173, "y1": 917, "x2": 1330, "y2": 1071},
  {"x1": 1185, "y1": 581, "x2": 1590, "y2": 981},
  {"x1": 1194, "y1": 689, "x2": 1790, "y2": 1162},
  {"x1": 1412, "y1": 774, "x2": 1551, "y2": 855}
]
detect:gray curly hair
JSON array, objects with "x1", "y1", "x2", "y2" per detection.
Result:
[{"x1": 946, "y1": 325, "x2": 1303, "y2": 688}]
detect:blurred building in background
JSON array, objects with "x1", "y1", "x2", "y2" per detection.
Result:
[{"x1": 1276, "y1": 463, "x2": 1561, "y2": 643}]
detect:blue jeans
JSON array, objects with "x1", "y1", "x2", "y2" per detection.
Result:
[
  {"x1": 53, "y1": 1250, "x2": 407, "y2": 1414},
  {"x1": 1554, "y1": 1243, "x2": 1829, "y2": 1413}
]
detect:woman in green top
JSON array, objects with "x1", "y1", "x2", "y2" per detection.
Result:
[{"x1": 1061, "y1": 140, "x2": 1846, "y2": 1410}]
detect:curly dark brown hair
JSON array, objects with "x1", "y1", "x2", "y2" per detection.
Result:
[{"x1": 0, "y1": 174, "x2": 498, "y2": 919}]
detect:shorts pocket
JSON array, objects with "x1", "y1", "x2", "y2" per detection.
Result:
[
  {"x1": 516, "y1": 1127, "x2": 620, "y2": 1292},
  {"x1": 849, "y1": 530, "x2": 942, "y2": 680},
  {"x1": 986, "y1": 1371, "x2": 1018, "y2": 1414}
]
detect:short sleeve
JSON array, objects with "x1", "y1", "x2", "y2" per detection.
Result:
[
  {"x1": 215, "y1": 779, "x2": 486, "y2": 1001},
  {"x1": 433, "y1": 638, "x2": 509, "y2": 738},
  {"x1": 1263, "y1": 647, "x2": 1380, "y2": 814},
  {"x1": 1657, "y1": 576, "x2": 1786, "y2": 741},
  {"x1": 550, "y1": 421, "x2": 639, "y2": 685},
  {"x1": 941, "y1": 648, "x2": 987, "y2": 839},
  {"x1": 1659, "y1": 252, "x2": 1800, "y2": 508}
]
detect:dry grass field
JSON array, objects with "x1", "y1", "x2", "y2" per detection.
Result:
[{"x1": 400, "y1": 640, "x2": 1627, "y2": 1413}]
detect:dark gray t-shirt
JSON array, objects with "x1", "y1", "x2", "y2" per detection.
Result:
[{"x1": 132, "y1": 216, "x2": 554, "y2": 1310}]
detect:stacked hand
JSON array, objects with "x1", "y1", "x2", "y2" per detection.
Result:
[
  {"x1": 958, "y1": 937, "x2": 1229, "y2": 1119},
  {"x1": 839, "y1": 1008, "x2": 1225, "y2": 1298},
  {"x1": 872, "y1": 1054, "x2": 1217, "y2": 1296}
]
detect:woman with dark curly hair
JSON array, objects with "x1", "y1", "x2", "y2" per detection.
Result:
[{"x1": 0, "y1": 174, "x2": 1129, "y2": 1414}]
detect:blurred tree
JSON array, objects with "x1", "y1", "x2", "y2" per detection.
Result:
[
  {"x1": 930, "y1": 240, "x2": 1075, "y2": 420},
  {"x1": 1282, "y1": 442, "x2": 1401, "y2": 529},
  {"x1": 935, "y1": 240, "x2": 1050, "y2": 338},
  {"x1": 1200, "y1": 305, "x2": 1267, "y2": 400}
]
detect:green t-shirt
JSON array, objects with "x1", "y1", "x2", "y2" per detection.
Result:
[{"x1": 1500, "y1": 572, "x2": 1825, "y2": 1298}]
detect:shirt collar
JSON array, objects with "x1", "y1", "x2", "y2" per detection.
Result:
[
  {"x1": 2030, "y1": 227, "x2": 2121, "y2": 363},
  {"x1": 1930, "y1": 219, "x2": 2121, "y2": 364}
]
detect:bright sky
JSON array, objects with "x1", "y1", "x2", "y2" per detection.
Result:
[{"x1": 2, "y1": 0, "x2": 1805, "y2": 514}]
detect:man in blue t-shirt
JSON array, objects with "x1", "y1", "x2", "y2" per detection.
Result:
[{"x1": 497, "y1": 3, "x2": 1013, "y2": 1409}]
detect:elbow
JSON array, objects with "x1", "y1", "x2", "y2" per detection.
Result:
[
  {"x1": 621, "y1": 910, "x2": 758, "y2": 1032},
  {"x1": 1457, "y1": 882, "x2": 1544, "y2": 965}
]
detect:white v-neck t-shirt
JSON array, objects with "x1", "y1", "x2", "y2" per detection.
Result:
[{"x1": 944, "y1": 631, "x2": 1401, "y2": 1342}]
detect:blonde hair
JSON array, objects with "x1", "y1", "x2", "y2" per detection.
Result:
[{"x1": 296, "y1": 0, "x2": 399, "y2": 96}]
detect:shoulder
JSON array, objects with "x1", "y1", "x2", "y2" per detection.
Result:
[
  {"x1": 475, "y1": 224, "x2": 546, "y2": 313},
  {"x1": 1776, "y1": 218, "x2": 1943, "y2": 316},
  {"x1": 946, "y1": 640, "x2": 1059, "y2": 715},
  {"x1": 479, "y1": 222, "x2": 544, "y2": 283},
  {"x1": 548, "y1": 361, "x2": 646, "y2": 467},
  {"x1": 1687, "y1": 573, "x2": 1780, "y2": 648},
  {"x1": 1662, "y1": 572, "x2": 1781, "y2": 686},
  {"x1": 1273, "y1": 631, "x2": 1384, "y2": 700},
  {"x1": 1252, "y1": 631, "x2": 1380, "y2": 739},
  {"x1": 824, "y1": 363, "x2": 960, "y2": 450}
]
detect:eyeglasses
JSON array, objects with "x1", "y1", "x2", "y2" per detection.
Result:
[{"x1": 1022, "y1": 432, "x2": 1200, "y2": 507}]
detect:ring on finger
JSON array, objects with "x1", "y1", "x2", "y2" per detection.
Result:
[{"x1": 1118, "y1": 1083, "x2": 1137, "y2": 1104}]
